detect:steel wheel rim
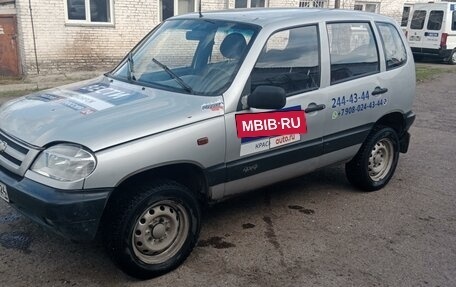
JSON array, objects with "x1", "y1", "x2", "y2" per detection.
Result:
[
  {"x1": 368, "y1": 138, "x2": 394, "y2": 182},
  {"x1": 452, "y1": 52, "x2": 456, "y2": 63},
  {"x1": 132, "y1": 200, "x2": 189, "y2": 264}
]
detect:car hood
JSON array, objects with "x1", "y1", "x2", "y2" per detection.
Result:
[{"x1": 0, "y1": 76, "x2": 225, "y2": 151}]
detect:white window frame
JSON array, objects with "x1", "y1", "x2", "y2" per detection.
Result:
[
  {"x1": 234, "y1": 0, "x2": 268, "y2": 9},
  {"x1": 353, "y1": 1, "x2": 380, "y2": 13},
  {"x1": 64, "y1": 0, "x2": 114, "y2": 26},
  {"x1": 298, "y1": 0, "x2": 327, "y2": 8},
  {"x1": 160, "y1": 0, "x2": 198, "y2": 21}
]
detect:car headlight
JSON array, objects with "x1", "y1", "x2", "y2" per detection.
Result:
[{"x1": 31, "y1": 144, "x2": 97, "y2": 182}]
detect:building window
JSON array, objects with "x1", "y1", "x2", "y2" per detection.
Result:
[
  {"x1": 353, "y1": 2, "x2": 379, "y2": 13},
  {"x1": 235, "y1": 0, "x2": 266, "y2": 8},
  {"x1": 66, "y1": 0, "x2": 113, "y2": 24},
  {"x1": 161, "y1": 0, "x2": 196, "y2": 21},
  {"x1": 298, "y1": 0, "x2": 326, "y2": 8}
]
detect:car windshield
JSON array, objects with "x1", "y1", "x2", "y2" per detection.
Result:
[{"x1": 111, "y1": 19, "x2": 260, "y2": 96}]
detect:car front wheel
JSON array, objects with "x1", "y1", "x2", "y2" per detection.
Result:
[{"x1": 103, "y1": 180, "x2": 201, "y2": 279}]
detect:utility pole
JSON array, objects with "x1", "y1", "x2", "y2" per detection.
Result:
[{"x1": 335, "y1": 0, "x2": 340, "y2": 8}]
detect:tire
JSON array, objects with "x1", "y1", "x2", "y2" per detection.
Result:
[
  {"x1": 102, "y1": 180, "x2": 201, "y2": 279},
  {"x1": 448, "y1": 50, "x2": 456, "y2": 65},
  {"x1": 345, "y1": 125, "x2": 400, "y2": 192}
]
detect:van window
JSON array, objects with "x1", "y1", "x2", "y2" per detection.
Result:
[
  {"x1": 376, "y1": 23, "x2": 407, "y2": 70},
  {"x1": 401, "y1": 6, "x2": 411, "y2": 27},
  {"x1": 411, "y1": 10, "x2": 426, "y2": 30},
  {"x1": 452, "y1": 11, "x2": 456, "y2": 30},
  {"x1": 327, "y1": 22, "x2": 379, "y2": 85},
  {"x1": 250, "y1": 25, "x2": 320, "y2": 96},
  {"x1": 427, "y1": 11, "x2": 444, "y2": 30}
]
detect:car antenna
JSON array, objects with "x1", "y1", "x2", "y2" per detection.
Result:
[{"x1": 199, "y1": 0, "x2": 203, "y2": 18}]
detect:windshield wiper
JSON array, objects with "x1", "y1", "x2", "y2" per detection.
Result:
[
  {"x1": 152, "y1": 58, "x2": 194, "y2": 94},
  {"x1": 127, "y1": 51, "x2": 136, "y2": 81}
]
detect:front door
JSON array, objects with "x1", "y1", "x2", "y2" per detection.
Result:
[
  {"x1": 224, "y1": 24, "x2": 329, "y2": 196},
  {"x1": 0, "y1": 15, "x2": 20, "y2": 77}
]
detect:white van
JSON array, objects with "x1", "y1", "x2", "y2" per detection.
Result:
[{"x1": 404, "y1": 2, "x2": 456, "y2": 64}]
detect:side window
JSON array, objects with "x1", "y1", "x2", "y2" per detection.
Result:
[
  {"x1": 452, "y1": 11, "x2": 456, "y2": 31},
  {"x1": 401, "y1": 6, "x2": 411, "y2": 27},
  {"x1": 411, "y1": 10, "x2": 426, "y2": 30},
  {"x1": 376, "y1": 22, "x2": 407, "y2": 70},
  {"x1": 326, "y1": 22, "x2": 379, "y2": 85},
  {"x1": 427, "y1": 10, "x2": 444, "y2": 30},
  {"x1": 250, "y1": 25, "x2": 320, "y2": 96}
]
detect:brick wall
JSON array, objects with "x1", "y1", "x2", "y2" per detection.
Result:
[{"x1": 16, "y1": 0, "x2": 158, "y2": 75}]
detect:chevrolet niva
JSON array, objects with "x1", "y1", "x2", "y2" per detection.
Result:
[{"x1": 0, "y1": 8, "x2": 415, "y2": 279}]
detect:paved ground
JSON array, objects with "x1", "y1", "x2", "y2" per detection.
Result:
[{"x1": 0, "y1": 66, "x2": 455, "y2": 286}]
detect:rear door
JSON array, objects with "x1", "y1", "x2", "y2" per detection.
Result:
[
  {"x1": 322, "y1": 21, "x2": 386, "y2": 159},
  {"x1": 408, "y1": 9, "x2": 427, "y2": 49},
  {"x1": 0, "y1": 15, "x2": 20, "y2": 77},
  {"x1": 422, "y1": 9, "x2": 445, "y2": 50}
]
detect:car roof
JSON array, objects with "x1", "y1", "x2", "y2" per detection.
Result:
[{"x1": 171, "y1": 8, "x2": 396, "y2": 28}]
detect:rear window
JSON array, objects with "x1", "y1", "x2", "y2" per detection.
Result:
[
  {"x1": 453, "y1": 11, "x2": 456, "y2": 31},
  {"x1": 427, "y1": 10, "x2": 444, "y2": 30},
  {"x1": 411, "y1": 10, "x2": 426, "y2": 30},
  {"x1": 401, "y1": 6, "x2": 411, "y2": 27}
]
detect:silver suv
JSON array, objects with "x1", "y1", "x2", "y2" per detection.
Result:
[{"x1": 0, "y1": 8, "x2": 415, "y2": 278}]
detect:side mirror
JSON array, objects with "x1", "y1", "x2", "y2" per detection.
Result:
[{"x1": 247, "y1": 86, "x2": 286, "y2": 110}]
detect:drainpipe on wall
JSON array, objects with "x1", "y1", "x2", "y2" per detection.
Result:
[{"x1": 28, "y1": 0, "x2": 39, "y2": 74}]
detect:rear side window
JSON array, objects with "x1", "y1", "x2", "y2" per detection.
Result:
[
  {"x1": 401, "y1": 6, "x2": 411, "y2": 27},
  {"x1": 376, "y1": 23, "x2": 407, "y2": 70},
  {"x1": 453, "y1": 11, "x2": 456, "y2": 31},
  {"x1": 250, "y1": 25, "x2": 320, "y2": 96},
  {"x1": 326, "y1": 22, "x2": 379, "y2": 84},
  {"x1": 427, "y1": 10, "x2": 444, "y2": 30},
  {"x1": 411, "y1": 10, "x2": 426, "y2": 30}
]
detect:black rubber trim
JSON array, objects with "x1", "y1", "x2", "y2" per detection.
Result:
[
  {"x1": 0, "y1": 152, "x2": 22, "y2": 166},
  {"x1": 0, "y1": 132, "x2": 29, "y2": 154},
  {"x1": 206, "y1": 123, "x2": 374, "y2": 186},
  {"x1": 323, "y1": 123, "x2": 372, "y2": 154},
  {"x1": 404, "y1": 111, "x2": 416, "y2": 132}
]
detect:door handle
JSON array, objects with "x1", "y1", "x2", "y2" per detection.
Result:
[
  {"x1": 372, "y1": 86, "x2": 388, "y2": 95},
  {"x1": 305, "y1": 103, "x2": 326, "y2": 113}
]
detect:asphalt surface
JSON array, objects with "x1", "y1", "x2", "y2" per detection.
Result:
[{"x1": 0, "y1": 65, "x2": 455, "y2": 286}]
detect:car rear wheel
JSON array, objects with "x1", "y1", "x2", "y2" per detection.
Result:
[
  {"x1": 345, "y1": 125, "x2": 400, "y2": 191},
  {"x1": 448, "y1": 50, "x2": 456, "y2": 65},
  {"x1": 103, "y1": 180, "x2": 201, "y2": 279}
]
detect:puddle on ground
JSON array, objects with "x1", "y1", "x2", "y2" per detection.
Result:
[
  {"x1": 288, "y1": 205, "x2": 315, "y2": 215},
  {"x1": 0, "y1": 212, "x2": 21, "y2": 223},
  {"x1": 242, "y1": 223, "x2": 255, "y2": 229},
  {"x1": 197, "y1": 236, "x2": 236, "y2": 249},
  {"x1": 0, "y1": 232, "x2": 32, "y2": 253}
]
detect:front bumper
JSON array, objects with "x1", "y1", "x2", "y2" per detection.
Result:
[{"x1": 0, "y1": 167, "x2": 112, "y2": 241}]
